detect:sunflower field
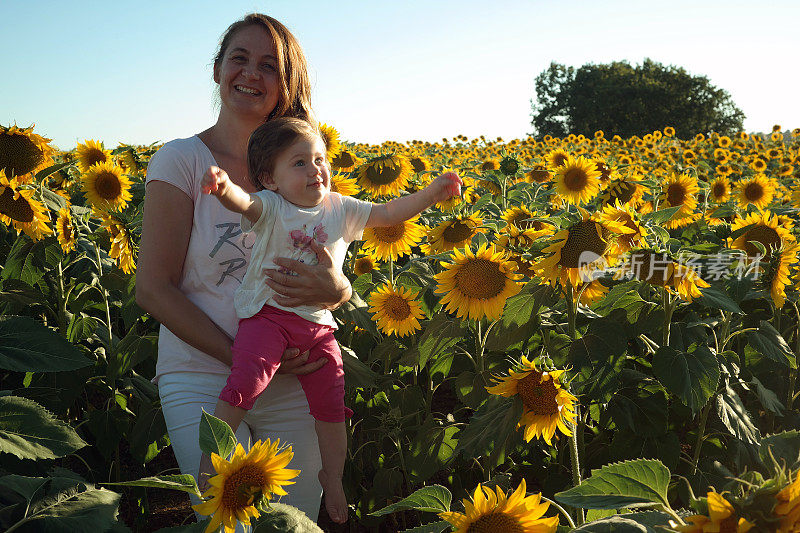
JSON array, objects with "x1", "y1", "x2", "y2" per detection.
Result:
[{"x1": 1, "y1": 122, "x2": 800, "y2": 532}]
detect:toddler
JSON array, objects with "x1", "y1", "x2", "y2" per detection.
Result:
[{"x1": 197, "y1": 117, "x2": 461, "y2": 523}]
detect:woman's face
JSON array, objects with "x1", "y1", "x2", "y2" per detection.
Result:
[{"x1": 214, "y1": 24, "x2": 281, "y2": 121}]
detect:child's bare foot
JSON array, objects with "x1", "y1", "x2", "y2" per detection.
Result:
[
  {"x1": 318, "y1": 469, "x2": 348, "y2": 523},
  {"x1": 198, "y1": 453, "x2": 215, "y2": 493}
]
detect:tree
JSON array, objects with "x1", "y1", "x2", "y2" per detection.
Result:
[{"x1": 530, "y1": 59, "x2": 745, "y2": 139}]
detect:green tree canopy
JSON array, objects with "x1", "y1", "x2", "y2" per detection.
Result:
[{"x1": 530, "y1": 59, "x2": 745, "y2": 139}]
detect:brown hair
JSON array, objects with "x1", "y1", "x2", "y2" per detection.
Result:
[
  {"x1": 214, "y1": 14, "x2": 315, "y2": 122},
  {"x1": 247, "y1": 117, "x2": 321, "y2": 190}
]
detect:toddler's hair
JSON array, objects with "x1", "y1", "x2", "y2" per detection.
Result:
[{"x1": 247, "y1": 117, "x2": 321, "y2": 190}]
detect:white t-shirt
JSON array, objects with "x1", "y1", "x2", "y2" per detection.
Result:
[
  {"x1": 145, "y1": 136, "x2": 257, "y2": 379},
  {"x1": 235, "y1": 189, "x2": 372, "y2": 326}
]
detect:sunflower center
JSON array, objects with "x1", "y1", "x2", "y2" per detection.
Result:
[
  {"x1": 559, "y1": 220, "x2": 607, "y2": 269},
  {"x1": 551, "y1": 153, "x2": 567, "y2": 168},
  {"x1": 0, "y1": 133, "x2": 44, "y2": 176},
  {"x1": 354, "y1": 257, "x2": 374, "y2": 275},
  {"x1": 221, "y1": 465, "x2": 266, "y2": 511},
  {"x1": 630, "y1": 251, "x2": 673, "y2": 286},
  {"x1": 442, "y1": 221, "x2": 474, "y2": 243},
  {"x1": 744, "y1": 182, "x2": 764, "y2": 201},
  {"x1": 333, "y1": 151, "x2": 356, "y2": 167},
  {"x1": 667, "y1": 183, "x2": 686, "y2": 206},
  {"x1": 410, "y1": 158, "x2": 428, "y2": 173},
  {"x1": 364, "y1": 159, "x2": 402, "y2": 185},
  {"x1": 528, "y1": 169, "x2": 550, "y2": 183},
  {"x1": 510, "y1": 213, "x2": 534, "y2": 230},
  {"x1": 466, "y1": 512, "x2": 524, "y2": 533},
  {"x1": 744, "y1": 226, "x2": 781, "y2": 258},
  {"x1": 93, "y1": 171, "x2": 123, "y2": 200},
  {"x1": 612, "y1": 182, "x2": 636, "y2": 204},
  {"x1": 563, "y1": 167, "x2": 589, "y2": 191},
  {"x1": 717, "y1": 516, "x2": 739, "y2": 533},
  {"x1": 517, "y1": 371, "x2": 560, "y2": 415},
  {"x1": 454, "y1": 258, "x2": 506, "y2": 300},
  {"x1": 372, "y1": 223, "x2": 406, "y2": 243},
  {"x1": 0, "y1": 187, "x2": 35, "y2": 223},
  {"x1": 712, "y1": 183, "x2": 726, "y2": 198},
  {"x1": 59, "y1": 219, "x2": 73, "y2": 240},
  {"x1": 383, "y1": 294, "x2": 412, "y2": 320},
  {"x1": 84, "y1": 148, "x2": 108, "y2": 168}
]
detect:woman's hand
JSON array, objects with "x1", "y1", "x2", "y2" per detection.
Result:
[
  {"x1": 264, "y1": 240, "x2": 352, "y2": 310},
  {"x1": 275, "y1": 347, "x2": 327, "y2": 375}
]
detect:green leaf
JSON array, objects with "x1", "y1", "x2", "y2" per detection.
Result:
[
  {"x1": 67, "y1": 314, "x2": 97, "y2": 344},
  {"x1": 747, "y1": 320, "x2": 796, "y2": 368},
  {"x1": 555, "y1": 459, "x2": 671, "y2": 510},
  {"x1": 452, "y1": 395, "x2": 523, "y2": 465},
  {"x1": 2, "y1": 476, "x2": 121, "y2": 533},
  {"x1": 696, "y1": 284, "x2": 743, "y2": 314},
  {"x1": 749, "y1": 376, "x2": 784, "y2": 415},
  {"x1": 608, "y1": 386, "x2": 668, "y2": 438},
  {"x1": 0, "y1": 315, "x2": 93, "y2": 372},
  {"x1": 484, "y1": 284, "x2": 549, "y2": 350},
  {"x1": 198, "y1": 409, "x2": 236, "y2": 459},
  {"x1": 568, "y1": 319, "x2": 629, "y2": 402},
  {"x1": 643, "y1": 205, "x2": 682, "y2": 225},
  {"x1": 652, "y1": 345, "x2": 719, "y2": 413},
  {"x1": 103, "y1": 474, "x2": 200, "y2": 498},
  {"x1": 759, "y1": 431, "x2": 800, "y2": 471},
  {"x1": 610, "y1": 430, "x2": 680, "y2": 473},
  {"x1": 107, "y1": 332, "x2": 157, "y2": 380},
  {"x1": 416, "y1": 313, "x2": 463, "y2": 370},
  {"x1": 128, "y1": 402, "x2": 170, "y2": 464},
  {"x1": 341, "y1": 345, "x2": 378, "y2": 388},
  {"x1": 1, "y1": 235, "x2": 44, "y2": 285},
  {"x1": 716, "y1": 382, "x2": 760, "y2": 445},
  {"x1": 573, "y1": 516, "x2": 648, "y2": 532},
  {"x1": 407, "y1": 417, "x2": 458, "y2": 484},
  {"x1": 400, "y1": 521, "x2": 450, "y2": 533},
  {"x1": 251, "y1": 502, "x2": 322, "y2": 532},
  {"x1": 370, "y1": 484, "x2": 451, "y2": 516},
  {"x1": 0, "y1": 396, "x2": 86, "y2": 459}
]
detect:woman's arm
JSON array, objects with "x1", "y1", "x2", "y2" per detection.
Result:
[{"x1": 136, "y1": 181, "x2": 236, "y2": 365}]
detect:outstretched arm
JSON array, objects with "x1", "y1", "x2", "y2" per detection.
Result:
[
  {"x1": 201, "y1": 166, "x2": 262, "y2": 225},
  {"x1": 366, "y1": 171, "x2": 462, "y2": 228}
]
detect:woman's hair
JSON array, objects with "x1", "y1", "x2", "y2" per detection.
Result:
[
  {"x1": 214, "y1": 14, "x2": 315, "y2": 123},
  {"x1": 247, "y1": 117, "x2": 321, "y2": 190}
]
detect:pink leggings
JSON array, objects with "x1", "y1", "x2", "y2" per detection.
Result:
[{"x1": 220, "y1": 304, "x2": 352, "y2": 423}]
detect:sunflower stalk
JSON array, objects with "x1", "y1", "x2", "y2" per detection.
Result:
[
  {"x1": 691, "y1": 397, "x2": 715, "y2": 475},
  {"x1": 56, "y1": 259, "x2": 68, "y2": 338},
  {"x1": 93, "y1": 242, "x2": 114, "y2": 348},
  {"x1": 661, "y1": 288, "x2": 676, "y2": 346},
  {"x1": 788, "y1": 303, "x2": 800, "y2": 410},
  {"x1": 564, "y1": 283, "x2": 584, "y2": 525},
  {"x1": 540, "y1": 496, "x2": 576, "y2": 529}
]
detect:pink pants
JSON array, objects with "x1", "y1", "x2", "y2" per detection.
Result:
[{"x1": 220, "y1": 304, "x2": 352, "y2": 423}]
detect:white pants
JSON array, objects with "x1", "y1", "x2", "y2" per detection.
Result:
[{"x1": 158, "y1": 371, "x2": 322, "y2": 527}]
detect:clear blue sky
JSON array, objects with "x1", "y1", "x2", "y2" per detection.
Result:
[{"x1": 3, "y1": 0, "x2": 798, "y2": 150}]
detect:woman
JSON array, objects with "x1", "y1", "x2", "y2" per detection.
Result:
[{"x1": 136, "y1": 14, "x2": 350, "y2": 523}]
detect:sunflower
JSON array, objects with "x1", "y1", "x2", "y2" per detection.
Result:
[
  {"x1": 534, "y1": 208, "x2": 620, "y2": 288},
  {"x1": 598, "y1": 174, "x2": 646, "y2": 207},
  {"x1": 524, "y1": 167, "x2": 551, "y2": 184},
  {"x1": 0, "y1": 124, "x2": 56, "y2": 178},
  {"x1": 81, "y1": 161, "x2": 132, "y2": 212},
  {"x1": 596, "y1": 201, "x2": 646, "y2": 259},
  {"x1": 318, "y1": 123, "x2": 342, "y2": 159},
  {"x1": 736, "y1": 174, "x2": 775, "y2": 210},
  {"x1": 617, "y1": 250, "x2": 709, "y2": 302},
  {"x1": 659, "y1": 172, "x2": 700, "y2": 229},
  {"x1": 553, "y1": 155, "x2": 601, "y2": 205},
  {"x1": 353, "y1": 253, "x2": 378, "y2": 275},
  {"x1": 329, "y1": 171, "x2": 360, "y2": 196},
  {"x1": 762, "y1": 242, "x2": 799, "y2": 309},
  {"x1": 545, "y1": 148, "x2": 570, "y2": 169},
  {"x1": 192, "y1": 439, "x2": 300, "y2": 533},
  {"x1": 368, "y1": 283, "x2": 425, "y2": 337},
  {"x1": 102, "y1": 213, "x2": 137, "y2": 274},
  {"x1": 330, "y1": 149, "x2": 362, "y2": 172},
  {"x1": 434, "y1": 243, "x2": 522, "y2": 321},
  {"x1": 423, "y1": 213, "x2": 484, "y2": 254},
  {"x1": 574, "y1": 279, "x2": 608, "y2": 305},
  {"x1": 439, "y1": 479, "x2": 559, "y2": 533},
  {"x1": 775, "y1": 470, "x2": 800, "y2": 533},
  {"x1": 729, "y1": 210, "x2": 795, "y2": 260},
  {"x1": 708, "y1": 177, "x2": 731, "y2": 203},
  {"x1": 499, "y1": 156, "x2": 520, "y2": 176},
  {"x1": 673, "y1": 490, "x2": 754, "y2": 532},
  {"x1": 409, "y1": 155, "x2": 431, "y2": 174},
  {"x1": 486, "y1": 357, "x2": 577, "y2": 444},
  {"x1": 356, "y1": 154, "x2": 413, "y2": 197},
  {"x1": 75, "y1": 139, "x2": 111, "y2": 172},
  {"x1": 496, "y1": 206, "x2": 554, "y2": 250},
  {"x1": 56, "y1": 207, "x2": 77, "y2": 253},
  {"x1": 0, "y1": 171, "x2": 52, "y2": 241},
  {"x1": 361, "y1": 216, "x2": 426, "y2": 261}
]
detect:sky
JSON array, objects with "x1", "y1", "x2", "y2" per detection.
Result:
[{"x1": 2, "y1": 0, "x2": 799, "y2": 150}]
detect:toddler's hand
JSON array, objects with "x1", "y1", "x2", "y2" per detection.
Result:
[
  {"x1": 201, "y1": 166, "x2": 229, "y2": 195},
  {"x1": 427, "y1": 171, "x2": 462, "y2": 203}
]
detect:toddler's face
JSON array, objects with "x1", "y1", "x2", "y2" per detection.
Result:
[{"x1": 263, "y1": 135, "x2": 330, "y2": 207}]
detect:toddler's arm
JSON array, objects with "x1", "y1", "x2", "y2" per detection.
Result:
[
  {"x1": 366, "y1": 171, "x2": 462, "y2": 228},
  {"x1": 201, "y1": 166, "x2": 262, "y2": 226}
]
